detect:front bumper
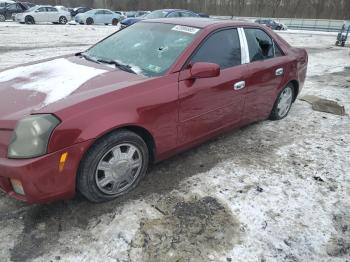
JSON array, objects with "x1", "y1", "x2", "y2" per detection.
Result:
[
  {"x1": 120, "y1": 23, "x2": 128, "y2": 29},
  {"x1": 0, "y1": 140, "x2": 93, "y2": 204}
]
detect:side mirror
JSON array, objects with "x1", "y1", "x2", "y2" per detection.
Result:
[{"x1": 189, "y1": 62, "x2": 220, "y2": 79}]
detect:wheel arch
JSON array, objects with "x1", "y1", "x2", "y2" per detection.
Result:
[
  {"x1": 289, "y1": 80, "x2": 299, "y2": 102},
  {"x1": 87, "y1": 124, "x2": 156, "y2": 164}
]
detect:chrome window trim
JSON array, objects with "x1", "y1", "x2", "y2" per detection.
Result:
[{"x1": 238, "y1": 27, "x2": 250, "y2": 64}]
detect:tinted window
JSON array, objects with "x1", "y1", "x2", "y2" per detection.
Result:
[
  {"x1": 47, "y1": 7, "x2": 58, "y2": 12},
  {"x1": 181, "y1": 12, "x2": 197, "y2": 17},
  {"x1": 104, "y1": 10, "x2": 113, "y2": 15},
  {"x1": 274, "y1": 41, "x2": 284, "y2": 57},
  {"x1": 245, "y1": 28, "x2": 274, "y2": 62},
  {"x1": 167, "y1": 12, "x2": 181, "y2": 18},
  {"x1": 96, "y1": 10, "x2": 104, "y2": 15},
  {"x1": 191, "y1": 29, "x2": 241, "y2": 69},
  {"x1": 37, "y1": 7, "x2": 46, "y2": 12}
]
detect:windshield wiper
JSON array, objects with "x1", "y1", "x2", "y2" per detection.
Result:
[
  {"x1": 97, "y1": 59, "x2": 137, "y2": 74},
  {"x1": 75, "y1": 52, "x2": 100, "y2": 64}
]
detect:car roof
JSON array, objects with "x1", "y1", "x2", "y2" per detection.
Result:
[
  {"x1": 154, "y1": 9, "x2": 193, "y2": 13},
  {"x1": 143, "y1": 17, "x2": 257, "y2": 29}
]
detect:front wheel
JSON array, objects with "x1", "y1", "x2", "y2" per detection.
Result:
[
  {"x1": 86, "y1": 17, "x2": 94, "y2": 25},
  {"x1": 77, "y1": 130, "x2": 149, "y2": 203},
  {"x1": 112, "y1": 18, "x2": 119, "y2": 26},
  {"x1": 269, "y1": 84, "x2": 295, "y2": 120},
  {"x1": 25, "y1": 16, "x2": 35, "y2": 24},
  {"x1": 0, "y1": 14, "x2": 5, "y2": 22}
]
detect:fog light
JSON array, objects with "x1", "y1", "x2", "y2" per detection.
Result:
[{"x1": 10, "y1": 179, "x2": 25, "y2": 195}]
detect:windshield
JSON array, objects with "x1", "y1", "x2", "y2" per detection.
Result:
[
  {"x1": 144, "y1": 10, "x2": 168, "y2": 19},
  {"x1": 85, "y1": 22, "x2": 200, "y2": 77}
]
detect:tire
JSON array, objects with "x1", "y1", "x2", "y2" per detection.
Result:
[
  {"x1": 112, "y1": 18, "x2": 118, "y2": 26},
  {"x1": 341, "y1": 41, "x2": 345, "y2": 47},
  {"x1": 335, "y1": 41, "x2": 340, "y2": 46},
  {"x1": 59, "y1": 16, "x2": 68, "y2": 24},
  {"x1": 86, "y1": 17, "x2": 94, "y2": 25},
  {"x1": 269, "y1": 84, "x2": 295, "y2": 120},
  {"x1": 77, "y1": 130, "x2": 149, "y2": 203},
  {"x1": 25, "y1": 16, "x2": 35, "y2": 24},
  {"x1": 0, "y1": 14, "x2": 5, "y2": 22}
]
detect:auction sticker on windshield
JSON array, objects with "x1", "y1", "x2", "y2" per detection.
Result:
[{"x1": 172, "y1": 25, "x2": 200, "y2": 34}]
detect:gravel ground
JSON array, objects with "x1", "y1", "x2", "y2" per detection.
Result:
[{"x1": 0, "y1": 22, "x2": 350, "y2": 262}]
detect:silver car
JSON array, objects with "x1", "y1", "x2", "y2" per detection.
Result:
[
  {"x1": 15, "y1": 5, "x2": 71, "y2": 24},
  {"x1": 75, "y1": 9, "x2": 121, "y2": 25}
]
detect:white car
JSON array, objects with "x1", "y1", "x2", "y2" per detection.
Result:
[{"x1": 15, "y1": 5, "x2": 71, "y2": 24}]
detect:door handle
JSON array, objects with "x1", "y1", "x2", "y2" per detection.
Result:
[
  {"x1": 233, "y1": 81, "x2": 246, "y2": 90},
  {"x1": 275, "y1": 68, "x2": 284, "y2": 76}
]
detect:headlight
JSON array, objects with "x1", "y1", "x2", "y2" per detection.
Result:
[{"x1": 8, "y1": 114, "x2": 60, "y2": 159}]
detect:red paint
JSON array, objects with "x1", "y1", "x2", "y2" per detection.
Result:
[{"x1": 0, "y1": 19, "x2": 308, "y2": 203}]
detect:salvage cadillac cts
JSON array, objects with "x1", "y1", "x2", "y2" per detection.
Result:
[{"x1": 0, "y1": 18, "x2": 308, "y2": 203}]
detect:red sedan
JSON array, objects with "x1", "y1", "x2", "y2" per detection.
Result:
[{"x1": 0, "y1": 18, "x2": 308, "y2": 203}]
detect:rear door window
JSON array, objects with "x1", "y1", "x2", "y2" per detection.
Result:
[
  {"x1": 167, "y1": 12, "x2": 181, "y2": 18},
  {"x1": 244, "y1": 28, "x2": 275, "y2": 62},
  {"x1": 190, "y1": 28, "x2": 241, "y2": 69}
]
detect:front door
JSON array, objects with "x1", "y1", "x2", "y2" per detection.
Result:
[
  {"x1": 34, "y1": 7, "x2": 47, "y2": 22},
  {"x1": 178, "y1": 28, "x2": 246, "y2": 145}
]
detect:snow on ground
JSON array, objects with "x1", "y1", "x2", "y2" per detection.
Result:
[{"x1": 0, "y1": 23, "x2": 349, "y2": 262}]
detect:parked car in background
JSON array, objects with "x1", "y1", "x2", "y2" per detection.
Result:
[
  {"x1": 55, "y1": 5, "x2": 69, "y2": 12},
  {"x1": 120, "y1": 9, "x2": 199, "y2": 29},
  {"x1": 255, "y1": 19, "x2": 287, "y2": 30},
  {"x1": 114, "y1": 11, "x2": 126, "y2": 20},
  {"x1": 125, "y1": 10, "x2": 148, "y2": 18},
  {"x1": 15, "y1": 5, "x2": 71, "y2": 24},
  {"x1": 19, "y1": 2, "x2": 35, "y2": 9},
  {"x1": 0, "y1": 2, "x2": 27, "y2": 22},
  {"x1": 75, "y1": 9, "x2": 121, "y2": 25},
  {"x1": 0, "y1": 18, "x2": 307, "y2": 203},
  {"x1": 70, "y1": 6, "x2": 91, "y2": 17},
  {"x1": 198, "y1": 12, "x2": 209, "y2": 18},
  {"x1": 0, "y1": 0, "x2": 14, "y2": 8}
]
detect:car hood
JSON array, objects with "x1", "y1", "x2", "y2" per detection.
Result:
[
  {"x1": 0, "y1": 56, "x2": 148, "y2": 126},
  {"x1": 121, "y1": 17, "x2": 144, "y2": 25}
]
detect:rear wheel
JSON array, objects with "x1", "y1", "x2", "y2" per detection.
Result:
[
  {"x1": 341, "y1": 41, "x2": 345, "y2": 47},
  {"x1": 86, "y1": 17, "x2": 94, "y2": 25},
  {"x1": 270, "y1": 84, "x2": 295, "y2": 120},
  {"x1": 0, "y1": 14, "x2": 5, "y2": 22},
  {"x1": 77, "y1": 130, "x2": 149, "y2": 203},
  {"x1": 59, "y1": 16, "x2": 68, "y2": 24},
  {"x1": 25, "y1": 16, "x2": 35, "y2": 24},
  {"x1": 112, "y1": 18, "x2": 118, "y2": 26}
]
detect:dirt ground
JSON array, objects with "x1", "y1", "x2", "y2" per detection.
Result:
[{"x1": 0, "y1": 23, "x2": 349, "y2": 262}]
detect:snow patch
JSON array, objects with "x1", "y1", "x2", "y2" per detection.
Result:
[{"x1": 0, "y1": 58, "x2": 106, "y2": 106}]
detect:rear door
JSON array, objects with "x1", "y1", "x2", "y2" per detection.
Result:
[
  {"x1": 178, "y1": 28, "x2": 247, "y2": 144},
  {"x1": 47, "y1": 7, "x2": 59, "y2": 22},
  {"x1": 242, "y1": 27, "x2": 289, "y2": 123},
  {"x1": 103, "y1": 10, "x2": 114, "y2": 24}
]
